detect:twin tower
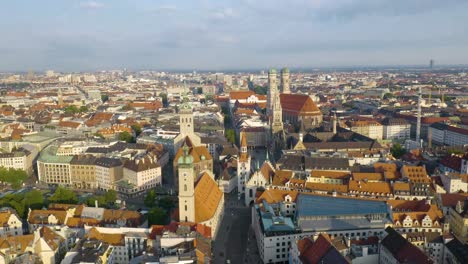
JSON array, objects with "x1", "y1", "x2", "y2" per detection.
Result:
[
  {"x1": 267, "y1": 68, "x2": 290, "y2": 133},
  {"x1": 268, "y1": 68, "x2": 290, "y2": 95}
]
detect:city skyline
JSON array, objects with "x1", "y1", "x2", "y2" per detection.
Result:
[{"x1": 1, "y1": 0, "x2": 468, "y2": 71}]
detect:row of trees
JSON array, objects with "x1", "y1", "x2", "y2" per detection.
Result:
[
  {"x1": 63, "y1": 105, "x2": 88, "y2": 114},
  {"x1": 0, "y1": 186, "x2": 119, "y2": 219},
  {"x1": 0, "y1": 168, "x2": 28, "y2": 189},
  {"x1": 144, "y1": 189, "x2": 176, "y2": 225}
]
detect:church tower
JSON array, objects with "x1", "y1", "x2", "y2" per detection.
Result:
[
  {"x1": 271, "y1": 94, "x2": 283, "y2": 134},
  {"x1": 58, "y1": 87, "x2": 64, "y2": 106},
  {"x1": 174, "y1": 85, "x2": 201, "y2": 151},
  {"x1": 237, "y1": 132, "x2": 251, "y2": 199},
  {"x1": 179, "y1": 94, "x2": 194, "y2": 136},
  {"x1": 178, "y1": 143, "x2": 195, "y2": 223},
  {"x1": 281, "y1": 68, "x2": 290, "y2": 94},
  {"x1": 267, "y1": 68, "x2": 278, "y2": 117}
]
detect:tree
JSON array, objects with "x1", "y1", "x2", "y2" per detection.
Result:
[
  {"x1": 101, "y1": 95, "x2": 109, "y2": 102},
  {"x1": 390, "y1": 143, "x2": 407, "y2": 159},
  {"x1": 79, "y1": 105, "x2": 89, "y2": 112},
  {"x1": 144, "y1": 189, "x2": 157, "y2": 208},
  {"x1": 223, "y1": 115, "x2": 232, "y2": 127},
  {"x1": 225, "y1": 129, "x2": 236, "y2": 144},
  {"x1": 131, "y1": 125, "x2": 142, "y2": 137},
  {"x1": 118, "y1": 131, "x2": 134, "y2": 143},
  {"x1": 251, "y1": 85, "x2": 267, "y2": 95},
  {"x1": 23, "y1": 190, "x2": 44, "y2": 210},
  {"x1": 48, "y1": 186, "x2": 78, "y2": 204},
  {"x1": 160, "y1": 93, "x2": 168, "y2": 107},
  {"x1": 197, "y1": 87, "x2": 203, "y2": 94},
  {"x1": 147, "y1": 207, "x2": 168, "y2": 225},
  {"x1": 158, "y1": 197, "x2": 175, "y2": 211},
  {"x1": 0, "y1": 168, "x2": 28, "y2": 189},
  {"x1": 383, "y1": 93, "x2": 394, "y2": 100},
  {"x1": 104, "y1": 190, "x2": 117, "y2": 205}
]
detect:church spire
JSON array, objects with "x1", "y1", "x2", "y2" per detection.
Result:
[{"x1": 240, "y1": 132, "x2": 248, "y2": 153}]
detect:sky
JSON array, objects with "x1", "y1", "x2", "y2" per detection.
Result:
[{"x1": 1, "y1": 0, "x2": 468, "y2": 71}]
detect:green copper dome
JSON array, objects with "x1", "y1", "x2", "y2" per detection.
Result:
[
  {"x1": 281, "y1": 68, "x2": 289, "y2": 73},
  {"x1": 177, "y1": 144, "x2": 193, "y2": 165},
  {"x1": 269, "y1": 68, "x2": 277, "y2": 74}
]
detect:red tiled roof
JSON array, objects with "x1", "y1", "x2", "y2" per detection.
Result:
[{"x1": 280, "y1": 94, "x2": 321, "y2": 116}]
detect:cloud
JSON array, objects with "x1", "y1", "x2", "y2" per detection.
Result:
[
  {"x1": 80, "y1": 1, "x2": 104, "y2": 9},
  {"x1": 210, "y1": 7, "x2": 235, "y2": 21},
  {"x1": 154, "y1": 5, "x2": 177, "y2": 13}
]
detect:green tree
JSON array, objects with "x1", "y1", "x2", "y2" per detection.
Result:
[
  {"x1": 118, "y1": 131, "x2": 135, "y2": 143},
  {"x1": 131, "y1": 125, "x2": 142, "y2": 137},
  {"x1": 144, "y1": 189, "x2": 157, "y2": 208},
  {"x1": 390, "y1": 143, "x2": 407, "y2": 159},
  {"x1": 23, "y1": 190, "x2": 44, "y2": 210},
  {"x1": 104, "y1": 190, "x2": 117, "y2": 205},
  {"x1": 225, "y1": 129, "x2": 236, "y2": 144},
  {"x1": 0, "y1": 168, "x2": 28, "y2": 189},
  {"x1": 223, "y1": 115, "x2": 232, "y2": 127},
  {"x1": 158, "y1": 197, "x2": 175, "y2": 211},
  {"x1": 101, "y1": 95, "x2": 109, "y2": 102},
  {"x1": 147, "y1": 207, "x2": 168, "y2": 225},
  {"x1": 63, "y1": 105, "x2": 79, "y2": 114},
  {"x1": 383, "y1": 93, "x2": 394, "y2": 100},
  {"x1": 79, "y1": 105, "x2": 89, "y2": 112},
  {"x1": 197, "y1": 87, "x2": 203, "y2": 94},
  {"x1": 160, "y1": 93, "x2": 168, "y2": 107},
  {"x1": 48, "y1": 186, "x2": 78, "y2": 204}
]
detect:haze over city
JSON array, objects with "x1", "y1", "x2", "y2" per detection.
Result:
[
  {"x1": 0, "y1": 1, "x2": 467, "y2": 264},
  {"x1": 1, "y1": 0, "x2": 468, "y2": 71}
]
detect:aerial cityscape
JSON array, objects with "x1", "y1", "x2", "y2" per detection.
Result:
[{"x1": 0, "y1": 1, "x2": 468, "y2": 264}]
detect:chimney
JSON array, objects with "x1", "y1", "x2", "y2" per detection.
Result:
[{"x1": 95, "y1": 199, "x2": 99, "y2": 208}]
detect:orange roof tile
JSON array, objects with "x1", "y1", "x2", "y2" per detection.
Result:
[{"x1": 194, "y1": 173, "x2": 223, "y2": 223}]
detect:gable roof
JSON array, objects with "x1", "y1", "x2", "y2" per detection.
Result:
[{"x1": 194, "y1": 172, "x2": 223, "y2": 223}]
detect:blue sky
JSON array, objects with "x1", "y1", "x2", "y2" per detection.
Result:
[{"x1": 1, "y1": 0, "x2": 467, "y2": 71}]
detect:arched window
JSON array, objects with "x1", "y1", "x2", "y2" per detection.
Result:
[
  {"x1": 185, "y1": 205, "x2": 187, "y2": 211},
  {"x1": 184, "y1": 184, "x2": 187, "y2": 192}
]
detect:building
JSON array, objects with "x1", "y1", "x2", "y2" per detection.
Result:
[
  {"x1": 120, "y1": 155, "x2": 162, "y2": 196},
  {"x1": 449, "y1": 200, "x2": 468, "y2": 243},
  {"x1": 37, "y1": 146, "x2": 73, "y2": 186},
  {"x1": 267, "y1": 69, "x2": 279, "y2": 117},
  {"x1": 0, "y1": 208, "x2": 23, "y2": 236},
  {"x1": 85, "y1": 227, "x2": 149, "y2": 264},
  {"x1": 0, "y1": 147, "x2": 34, "y2": 175},
  {"x1": 61, "y1": 238, "x2": 115, "y2": 264},
  {"x1": 95, "y1": 157, "x2": 123, "y2": 191},
  {"x1": 252, "y1": 191, "x2": 391, "y2": 263},
  {"x1": 440, "y1": 172, "x2": 467, "y2": 193},
  {"x1": 400, "y1": 165, "x2": 431, "y2": 197},
  {"x1": 429, "y1": 123, "x2": 468, "y2": 146},
  {"x1": 0, "y1": 226, "x2": 66, "y2": 264},
  {"x1": 280, "y1": 68, "x2": 290, "y2": 94},
  {"x1": 70, "y1": 155, "x2": 97, "y2": 189},
  {"x1": 173, "y1": 141, "x2": 213, "y2": 188},
  {"x1": 237, "y1": 133, "x2": 251, "y2": 198},
  {"x1": 289, "y1": 233, "x2": 350, "y2": 264},
  {"x1": 381, "y1": 118, "x2": 411, "y2": 140},
  {"x1": 177, "y1": 146, "x2": 224, "y2": 238},
  {"x1": 379, "y1": 227, "x2": 433, "y2": 264},
  {"x1": 443, "y1": 237, "x2": 468, "y2": 264},
  {"x1": 173, "y1": 92, "x2": 201, "y2": 151},
  {"x1": 345, "y1": 120, "x2": 383, "y2": 140},
  {"x1": 280, "y1": 94, "x2": 323, "y2": 129}
]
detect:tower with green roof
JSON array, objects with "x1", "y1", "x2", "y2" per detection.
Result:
[{"x1": 178, "y1": 143, "x2": 195, "y2": 222}]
